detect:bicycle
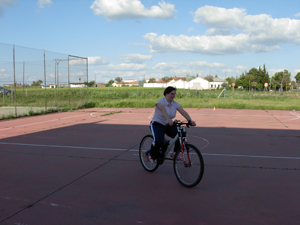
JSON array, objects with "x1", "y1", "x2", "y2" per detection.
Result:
[{"x1": 139, "y1": 120, "x2": 204, "y2": 188}]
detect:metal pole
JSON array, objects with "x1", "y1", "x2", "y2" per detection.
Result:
[
  {"x1": 23, "y1": 61, "x2": 25, "y2": 105},
  {"x1": 44, "y1": 50, "x2": 47, "y2": 111},
  {"x1": 86, "y1": 57, "x2": 89, "y2": 103},
  {"x1": 57, "y1": 61, "x2": 59, "y2": 92},
  {"x1": 68, "y1": 55, "x2": 70, "y2": 109},
  {"x1": 54, "y1": 60, "x2": 57, "y2": 108},
  {"x1": 13, "y1": 44, "x2": 17, "y2": 117}
]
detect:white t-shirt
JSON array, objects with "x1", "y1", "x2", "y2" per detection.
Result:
[{"x1": 151, "y1": 97, "x2": 181, "y2": 125}]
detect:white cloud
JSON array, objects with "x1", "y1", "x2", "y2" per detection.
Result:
[
  {"x1": 71, "y1": 71, "x2": 85, "y2": 77},
  {"x1": 105, "y1": 63, "x2": 147, "y2": 70},
  {"x1": 222, "y1": 69, "x2": 235, "y2": 73},
  {"x1": 0, "y1": 69, "x2": 6, "y2": 72},
  {"x1": 293, "y1": 69, "x2": 300, "y2": 74},
  {"x1": 144, "y1": 32, "x2": 273, "y2": 55},
  {"x1": 120, "y1": 54, "x2": 152, "y2": 64},
  {"x1": 0, "y1": 0, "x2": 16, "y2": 17},
  {"x1": 154, "y1": 62, "x2": 181, "y2": 70},
  {"x1": 294, "y1": 13, "x2": 300, "y2": 17},
  {"x1": 90, "y1": 0, "x2": 176, "y2": 21},
  {"x1": 235, "y1": 65, "x2": 248, "y2": 70},
  {"x1": 188, "y1": 27, "x2": 194, "y2": 33},
  {"x1": 38, "y1": 0, "x2": 53, "y2": 9},
  {"x1": 154, "y1": 61, "x2": 226, "y2": 70},
  {"x1": 269, "y1": 68, "x2": 287, "y2": 75},
  {"x1": 144, "y1": 6, "x2": 300, "y2": 55},
  {"x1": 193, "y1": 6, "x2": 246, "y2": 28},
  {"x1": 69, "y1": 56, "x2": 109, "y2": 65},
  {"x1": 205, "y1": 28, "x2": 231, "y2": 35},
  {"x1": 88, "y1": 56, "x2": 110, "y2": 65}
]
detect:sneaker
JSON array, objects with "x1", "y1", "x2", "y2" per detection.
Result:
[
  {"x1": 170, "y1": 153, "x2": 182, "y2": 161},
  {"x1": 146, "y1": 151, "x2": 154, "y2": 163},
  {"x1": 148, "y1": 154, "x2": 154, "y2": 163}
]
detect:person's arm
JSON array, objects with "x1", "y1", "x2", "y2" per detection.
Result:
[
  {"x1": 156, "y1": 103, "x2": 173, "y2": 126},
  {"x1": 177, "y1": 106, "x2": 196, "y2": 126}
]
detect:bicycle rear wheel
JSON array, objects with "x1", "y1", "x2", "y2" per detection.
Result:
[
  {"x1": 173, "y1": 144, "x2": 204, "y2": 188},
  {"x1": 139, "y1": 135, "x2": 159, "y2": 172}
]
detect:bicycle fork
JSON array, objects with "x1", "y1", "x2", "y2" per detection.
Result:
[{"x1": 180, "y1": 142, "x2": 191, "y2": 167}]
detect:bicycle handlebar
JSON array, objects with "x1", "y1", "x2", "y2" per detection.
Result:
[{"x1": 173, "y1": 120, "x2": 192, "y2": 128}]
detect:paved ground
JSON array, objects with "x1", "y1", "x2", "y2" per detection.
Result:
[{"x1": 0, "y1": 108, "x2": 299, "y2": 225}]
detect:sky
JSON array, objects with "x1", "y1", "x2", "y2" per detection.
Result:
[{"x1": 0, "y1": 0, "x2": 300, "y2": 84}]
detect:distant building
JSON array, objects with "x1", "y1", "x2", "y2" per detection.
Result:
[
  {"x1": 97, "y1": 83, "x2": 105, "y2": 87},
  {"x1": 210, "y1": 77, "x2": 227, "y2": 89},
  {"x1": 112, "y1": 80, "x2": 139, "y2": 87},
  {"x1": 143, "y1": 76, "x2": 227, "y2": 90},
  {"x1": 41, "y1": 84, "x2": 56, "y2": 88},
  {"x1": 70, "y1": 83, "x2": 86, "y2": 88}
]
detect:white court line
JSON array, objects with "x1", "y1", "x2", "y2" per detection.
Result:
[
  {"x1": 1, "y1": 142, "x2": 299, "y2": 160},
  {"x1": 0, "y1": 114, "x2": 87, "y2": 132},
  {"x1": 0, "y1": 142, "x2": 127, "y2": 151},
  {"x1": 289, "y1": 112, "x2": 300, "y2": 121},
  {"x1": 201, "y1": 153, "x2": 300, "y2": 160},
  {"x1": 1, "y1": 196, "x2": 72, "y2": 209},
  {"x1": 188, "y1": 135, "x2": 210, "y2": 149}
]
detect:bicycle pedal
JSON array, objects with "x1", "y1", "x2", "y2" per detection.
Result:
[{"x1": 157, "y1": 158, "x2": 164, "y2": 165}]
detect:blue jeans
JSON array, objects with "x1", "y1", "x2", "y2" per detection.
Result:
[{"x1": 149, "y1": 121, "x2": 180, "y2": 159}]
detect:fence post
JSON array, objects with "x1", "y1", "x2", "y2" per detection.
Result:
[
  {"x1": 86, "y1": 57, "x2": 89, "y2": 103},
  {"x1": 44, "y1": 49, "x2": 47, "y2": 111},
  {"x1": 13, "y1": 44, "x2": 17, "y2": 117},
  {"x1": 68, "y1": 55, "x2": 70, "y2": 109},
  {"x1": 23, "y1": 61, "x2": 25, "y2": 105},
  {"x1": 54, "y1": 60, "x2": 57, "y2": 109}
]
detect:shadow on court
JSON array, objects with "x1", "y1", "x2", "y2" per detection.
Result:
[{"x1": 0, "y1": 122, "x2": 299, "y2": 225}]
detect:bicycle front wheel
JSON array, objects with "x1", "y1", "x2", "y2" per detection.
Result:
[
  {"x1": 173, "y1": 144, "x2": 204, "y2": 188},
  {"x1": 139, "y1": 135, "x2": 159, "y2": 172}
]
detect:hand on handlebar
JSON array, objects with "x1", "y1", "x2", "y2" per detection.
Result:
[
  {"x1": 167, "y1": 118, "x2": 173, "y2": 126},
  {"x1": 188, "y1": 120, "x2": 196, "y2": 127}
]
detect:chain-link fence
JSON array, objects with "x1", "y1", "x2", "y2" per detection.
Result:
[{"x1": 0, "y1": 43, "x2": 88, "y2": 117}]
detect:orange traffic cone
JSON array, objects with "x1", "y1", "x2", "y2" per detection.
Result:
[{"x1": 213, "y1": 106, "x2": 216, "y2": 111}]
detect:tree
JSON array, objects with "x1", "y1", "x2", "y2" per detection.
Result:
[
  {"x1": 84, "y1": 81, "x2": 96, "y2": 87},
  {"x1": 259, "y1": 65, "x2": 270, "y2": 87},
  {"x1": 221, "y1": 82, "x2": 229, "y2": 89},
  {"x1": 185, "y1": 75, "x2": 196, "y2": 81},
  {"x1": 295, "y1": 72, "x2": 300, "y2": 83},
  {"x1": 161, "y1": 76, "x2": 172, "y2": 82},
  {"x1": 225, "y1": 77, "x2": 235, "y2": 85},
  {"x1": 291, "y1": 81, "x2": 296, "y2": 90},
  {"x1": 31, "y1": 80, "x2": 43, "y2": 86},
  {"x1": 272, "y1": 69, "x2": 291, "y2": 95},
  {"x1": 115, "y1": 77, "x2": 123, "y2": 83},
  {"x1": 148, "y1": 78, "x2": 156, "y2": 83},
  {"x1": 245, "y1": 74, "x2": 255, "y2": 93},
  {"x1": 204, "y1": 75, "x2": 214, "y2": 82},
  {"x1": 235, "y1": 73, "x2": 248, "y2": 89},
  {"x1": 105, "y1": 79, "x2": 114, "y2": 87}
]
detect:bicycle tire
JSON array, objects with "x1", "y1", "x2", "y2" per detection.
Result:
[
  {"x1": 173, "y1": 144, "x2": 204, "y2": 188},
  {"x1": 139, "y1": 135, "x2": 159, "y2": 172}
]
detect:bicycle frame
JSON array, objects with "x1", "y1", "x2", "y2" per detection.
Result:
[{"x1": 163, "y1": 123, "x2": 191, "y2": 166}]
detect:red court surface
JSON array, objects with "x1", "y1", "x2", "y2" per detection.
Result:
[{"x1": 0, "y1": 108, "x2": 299, "y2": 225}]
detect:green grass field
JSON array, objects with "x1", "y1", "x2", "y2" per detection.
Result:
[{"x1": 1, "y1": 87, "x2": 300, "y2": 113}]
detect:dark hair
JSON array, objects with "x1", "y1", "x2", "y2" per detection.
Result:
[{"x1": 163, "y1": 86, "x2": 176, "y2": 96}]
